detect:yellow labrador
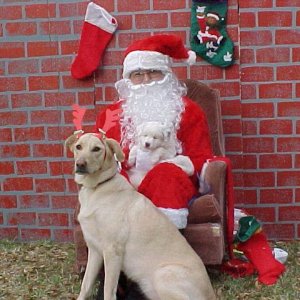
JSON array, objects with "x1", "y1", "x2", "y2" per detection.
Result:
[{"x1": 66, "y1": 133, "x2": 216, "y2": 300}]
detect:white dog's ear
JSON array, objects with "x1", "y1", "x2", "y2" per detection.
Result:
[
  {"x1": 161, "y1": 122, "x2": 173, "y2": 141},
  {"x1": 65, "y1": 134, "x2": 78, "y2": 153},
  {"x1": 136, "y1": 123, "x2": 144, "y2": 136},
  {"x1": 164, "y1": 129, "x2": 171, "y2": 141},
  {"x1": 106, "y1": 138, "x2": 125, "y2": 162}
]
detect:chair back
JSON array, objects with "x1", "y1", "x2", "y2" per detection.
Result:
[{"x1": 182, "y1": 79, "x2": 225, "y2": 157}]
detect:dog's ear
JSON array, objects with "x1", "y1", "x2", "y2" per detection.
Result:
[
  {"x1": 136, "y1": 123, "x2": 145, "y2": 136},
  {"x1": 106, "y1": 138, "x2": 125, "y2": 162},
  {"x1": 64, "y1": 134, "x2": 78, "y2": 153},
  {"x1": 162, "y1": 126, "x2": 172, "y2": 141},
  {"x1": 161, "y1": 122, "x2": 172, "y2": 141}
]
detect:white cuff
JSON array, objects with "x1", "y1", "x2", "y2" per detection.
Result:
[
  {"x1": 85, "y1": 2, "x2": 118, "y2": 34},
  {"x1": 158, "y1": 207, "x2": 188, "y2": 229}
]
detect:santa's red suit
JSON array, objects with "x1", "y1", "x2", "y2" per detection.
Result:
[
  {"x1": 72, "y1": 34, "x2": 216, "y2": 275},
  {"x1": 95, "y1": 95, "x2": 213, "y2": 228}
]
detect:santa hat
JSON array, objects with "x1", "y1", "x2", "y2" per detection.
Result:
[
  {"x1": 207, "y1": 12, "x2": 221, "y2": 21},
  {"x1": 122, "y1": 34, "x2": 196, "y2": 78}
]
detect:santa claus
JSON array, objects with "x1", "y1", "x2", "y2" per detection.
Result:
[{"x1": 94, "y1": 34, "x2": 213, "y2": 229}]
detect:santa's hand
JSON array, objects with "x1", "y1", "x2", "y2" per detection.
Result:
[{"x1": 162, "y1": 155, "x2": 195, "y2": 176}]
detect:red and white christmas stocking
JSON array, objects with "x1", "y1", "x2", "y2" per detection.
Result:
[
  {"x1": 237, "y1": 232, "x2": 285, "y2": 285},
  {"x1": 71, "y1": 2, "x2": 117, "y2": 79}
]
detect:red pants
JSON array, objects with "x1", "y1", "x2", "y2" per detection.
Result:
[{"x1": 137, "y1": 163, "x2": 197, "y2": 209}]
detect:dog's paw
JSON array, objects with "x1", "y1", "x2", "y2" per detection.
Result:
[
  {"x1": 127, "y1": 154, "x2": 136, "y2": 167},
  {"x1": 128, "y1": 147, "x2": 138, "y2": 167},
  {"x1": 127, "y1": 158, "x2": 135, "y2": 167}
]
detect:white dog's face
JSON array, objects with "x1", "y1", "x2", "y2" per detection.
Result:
[{"x1": 136, "y1": 122, "x2": 171, "y2": 150}]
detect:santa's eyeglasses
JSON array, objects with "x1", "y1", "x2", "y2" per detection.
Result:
[{"x1": 129, "y1": 69, "x2": 165, "y2": 84}]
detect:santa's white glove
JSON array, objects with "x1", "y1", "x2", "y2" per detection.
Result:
[{"x1": 162, "y1": 155, "x2": 194, "y2": 176}]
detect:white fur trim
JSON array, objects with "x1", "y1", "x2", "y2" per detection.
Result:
[
  {"x1": 123, "y1": 50, "x2": 172, "y2": 79},
  {"x1": 187, "y1": 50, "x2": 196, "y2": 65},
  {"x1": 158, "y1": 207, "x2": 188, "y2": 229},
  {"x1": 207, "y1": 12, "x2": 220, "y2": 21},
  {"x1": 85, "y1": 2, "x2": 117, "y2": 34},
  {"x1": 198, "y1": 161, "x2": 209, "y2": 194},
  {"x1": 162, "y1": 155, "x2": 194, "y2": 176},
  {"x1": 196, "y1": 6, "x2": 205, "y2": 13},
  {"x1": 217, "y1": 35, "x2": 224, "y2": 45}
]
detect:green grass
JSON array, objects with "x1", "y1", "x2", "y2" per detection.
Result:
[
  {"x1": 0, "y1": 240, "x2": 299, "y2": 299},
  {"x1": 0, "y1": 240, "x2": 81, "y2": 299}
]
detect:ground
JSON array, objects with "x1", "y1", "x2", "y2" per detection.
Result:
[{"x1": 0, "y1": 240, "x2": 299, "y2": 299}]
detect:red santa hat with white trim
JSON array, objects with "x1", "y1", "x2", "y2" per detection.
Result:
[{"x1": 122, "y1": 34, "x2": 196, "y2": 79}]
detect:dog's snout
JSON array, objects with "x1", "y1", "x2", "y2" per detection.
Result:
[
  {"x1": 76, "y1": 159, "x2": 87, "y2": 173},
  {"x1": 76, "y1": 161, "x2": 86, "y2": 168}
]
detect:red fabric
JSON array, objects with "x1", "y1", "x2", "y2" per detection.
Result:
[
  {"x1": 221, "y1": 259, "x2": 255, "y2": 278},
  {"x1": 124, "y1": 34, "x2": 191, "y2": 60},
  {"x1": 237, "y1": 232, "x2": 285, "y2": 285},
  {"x1": 208, "y1": 157, "x2": 234, "y2": 259},
  {"x1": 138, "y1": 163, "x2": 197, "y2": 209},
  {"x1": 95, "y1": 101, "x2": 122, "y2": 142},
  {"x1": 71, "y1": 22, "x2": 115, "y2": 79},
  {"x1": 95, "y1": 96, "x2": 213, "y2": 209}
]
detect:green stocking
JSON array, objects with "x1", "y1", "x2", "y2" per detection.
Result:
[{"x1": 190, "y1": 0, "x2": 234, "y2": 68}]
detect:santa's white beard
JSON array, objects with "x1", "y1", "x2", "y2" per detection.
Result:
[{"x1": 115, "y1": 73, "x2": 186, "y2": 152}]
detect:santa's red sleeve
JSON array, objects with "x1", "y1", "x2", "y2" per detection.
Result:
[
  {"x1": 178, "y1": 96, "x2": 213, "y2": 173},
  {"x1": 94, "y1": 106, "x2": 106, "y2": 132}
]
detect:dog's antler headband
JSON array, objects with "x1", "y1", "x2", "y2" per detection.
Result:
[
  {"x1": 71, "y1": 104, "x2": 107, "y2": 139},
  {"x1": 72, "y1": 104, "x2": 86, "y2": 135}
]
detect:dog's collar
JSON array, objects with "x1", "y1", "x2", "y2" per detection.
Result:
[
  {"x1": 77, "y1": 164, "x2": 118, "y2": 189},
  {"x1": 96, "y1": 169, "x2": 118, "y2": 187}
]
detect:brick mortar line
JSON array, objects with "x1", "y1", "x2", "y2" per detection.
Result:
[
  {"x1": 0, "y1": 225, "x2": 75, "y2": 230},
  {"x1": 231, "y1": 170, "x2": 300, "y2": 174},
  {"x1": 240, "y1": 99, "x2": 300, "y2": 104},
  {"x1": 1, "y1": 208, "x2": 75, "y2": 212},
  {"x1": 0, "y1": 191, "x2": 77, "y2": 196},
  {"x1": 234, "y1": 186, "x2": 298, "y2": 190},
  {"x1": 240, "y1": 203, "x2": 300, "y2": 208},
  {"x1": 240, "y1": 26, "x2": 299, "y2": 31},
  {"x1": 234, "y1": 133, "x2": 300, "y2": 137}
]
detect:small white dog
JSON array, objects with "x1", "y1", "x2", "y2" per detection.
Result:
[{"x1": 127, "y1": 121, "x2": 194, "y2": 188}]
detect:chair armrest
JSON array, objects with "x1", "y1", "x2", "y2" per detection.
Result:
[
  {"x1": 203, "y1": 160, "x2": 227, "y2": 216},
  {"x1": 188, "y1": 194, "x2": 222, "y2": 223}
]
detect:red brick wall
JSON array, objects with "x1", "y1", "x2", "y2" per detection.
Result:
[
  {"x1": 238, "y1": 0, "x2": 300, "y2": 240},
  {"x1": 0, "y1": 0, "x2": 299, "y2": 241}
]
